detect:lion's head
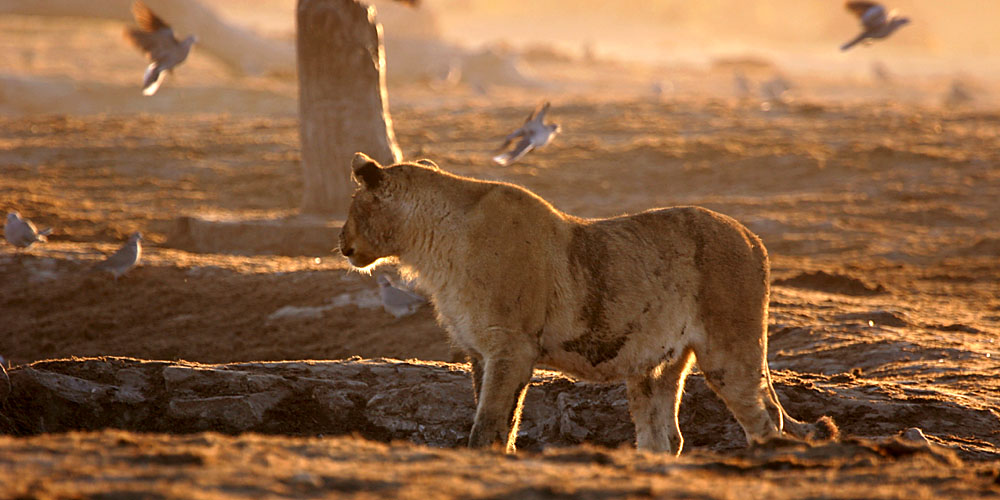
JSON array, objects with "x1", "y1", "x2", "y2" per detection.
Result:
[{"x1": 338, "y1": 153, "x2": 438, "y2": 270}]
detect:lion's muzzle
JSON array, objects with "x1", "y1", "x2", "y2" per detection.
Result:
[{"x1": 339, "y1": 229, "x2": 379, "y2": 268}]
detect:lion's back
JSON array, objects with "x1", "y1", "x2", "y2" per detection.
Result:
[{"x1": 537, "y1": 206, "x2": 770, "y2": 379}]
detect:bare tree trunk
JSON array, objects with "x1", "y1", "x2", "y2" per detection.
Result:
[
  {"x1": 297, "y1": 0, "x2": 402, "y2": 216},
  {"x1": 0, "y1": 0, "x2": 295, "y2": 76}
]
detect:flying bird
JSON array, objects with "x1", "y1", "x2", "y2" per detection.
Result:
[
  {"x1": 123, "y1": 1, "x2": 197, "y2": 95},
  {"x1": 841, "y1": 2, "x2": 910, "y2": 51},
  {"x1": 376, "y1": 273, "x2": 427, "y2": 318},
  {"x1": 944, "y1": 80, "x2": 974, "y2": 107},
  {"x1": 761, "y1": 75, "x2": 792, "y2": 105},
  {"x1": 4, "y1": 212, "x2": 52, "y2": 251},
  {"x1": 492, "y1": 102, "x2": 561, "y2": 166},
  {"x1": 733, "y1": 71, "x2": 752, "y2": 100},
  {"x1": 870, "y1": 61, "x2": 893, "y2": 84},
  {"x1": 94, "y1": 232, "x2": 142, "y2": 280}
]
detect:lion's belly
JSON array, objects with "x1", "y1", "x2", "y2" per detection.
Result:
[{"x1": 538, "y1": 303, "x2": 699, "y2": 383}]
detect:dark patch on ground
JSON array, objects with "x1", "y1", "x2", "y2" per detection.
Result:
[
  {"x1": 834, "y1": 310, "x2": 909, "y2": 327},
  {"x1": 127, "y1": 452, "x2": 205, "y2": 466},
  {"x1": 774, "y1": 271, "x2": 887, "y2": 296},
  {"x1": 282, "y1": 475, "x2": 400, "y2": 495}
]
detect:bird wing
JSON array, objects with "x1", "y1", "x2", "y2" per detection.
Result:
[
  {"x1": 132, "y1": 1, "x2": 170, "y2": 33},
  {"x1": 845, "y1": 1, "x2": 878, "y2": 17},
  {"x1": 384, "y1": 275, "x2": 426, "y2": 298},
  {"x1": 124, "y1": 28, "x2": 178, "y2": 60},
  {"x1": 96, "y1": 243, "x2": 137, "y2": 271},
  {"x1": 22, "y1": 219, "x2": 39, "y2": 237},
  {"x1": 492, "y1": 136, "x2": 535, "y2": 166},
  {"x1": 494, "y1": 128, "x2": 526, "y2": 153},
  {"x1": 528, "y1": 101, "x2": 551, "y2": 123},
  {"x1": 19, "y1": 219, "x2": 46, "y2": 244},
  {"x1": 845, "y1": 2, "x2": 887, "y2": 29},
  {"x1": 124, "y1": 2, "x2": 179, "y2": 59},
  {"x1": 860, "y1": 5, "x2": 887, "y2": 29},
  {"x1": 388, "y1": 286, "x2": 426, "y2": 306},
  {"x1": 9, "y1": 220, "x2": 35, "y2": 245}
]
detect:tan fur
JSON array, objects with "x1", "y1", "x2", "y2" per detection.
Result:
[{"x1": 340, "y1": 153, "x2": 835, "y2": 455}]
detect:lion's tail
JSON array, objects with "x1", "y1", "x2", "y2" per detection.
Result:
[{"x1": 764, "y1": 361, "x2": 839, "y2": 441}]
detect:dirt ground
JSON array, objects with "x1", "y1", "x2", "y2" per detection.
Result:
[
  {"x1": 2, "y1": 430, "x2": 999, "y2": 500},
  {"x1": 1, "y1": 6, "x2": 1000, "y2": 500}
]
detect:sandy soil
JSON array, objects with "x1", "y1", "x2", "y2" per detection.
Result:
[
  {"x1": 1, "y1": 9, "x2": 999, "y2": 500},
  {"x1": 1, "y1": 430, "x2": 998, "y2": 500}
]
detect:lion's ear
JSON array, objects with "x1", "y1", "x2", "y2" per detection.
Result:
[
  {"x1": 352, "y1": 152, "x2": 383, "y2": 189},
  {"x1": 415, "y1": 158, "x2": 439, "y2": 170}
]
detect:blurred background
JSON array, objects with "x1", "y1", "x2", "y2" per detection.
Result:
[{"x1": 1, "y1": 0, "x2": 997, "y2": 114}]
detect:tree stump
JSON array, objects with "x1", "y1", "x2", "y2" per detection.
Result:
[{"x1": 297, "y1": 0, "x2": 402, "y2": 216}]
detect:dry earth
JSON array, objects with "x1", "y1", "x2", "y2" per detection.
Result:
[
  {"x1": 1, "y1": 9, "x2": 1000, "y2": 499},
  {"x1": 2, "y1": 430, "x2": 998, "y2": 500},
  {"x1": 2, "y1": 97, "x2": 998, "y2": 498}
]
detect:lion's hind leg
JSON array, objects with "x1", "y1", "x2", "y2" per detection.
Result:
[
  {"x1": 701, "y1": 354, "x2": 839, "y2": 445},
  {"x1": 697, "y1": 352, "x2": 783, "y2": 446},
  {"x1": 626, "y1": 348, "x2": 694, "y2": 456},
  {"x1": 763, "y1": 364, "x2": 840, "y2": 442}
]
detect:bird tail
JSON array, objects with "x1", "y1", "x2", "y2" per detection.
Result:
[
  {"x1": 492, "y1": 153, "x2": 512, "y2": 166},
  {"x1": 840, "y1": 33, "x2": 867, "y2": 51},
  {"x1": 142, "y1": 64, "x2": 166, "y2": 96}
]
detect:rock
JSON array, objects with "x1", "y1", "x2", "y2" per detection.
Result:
[
  {"x1": 0, "y1": 364, "x2": 9, "y2": 404},
  {"x1": 0, "y1": 357, "x2": 995, "y2": 460},
  {"x1": 168, "y1": 391, "x2": 289, "y2": 431},
  {"x1": 902, "y1": 427, "x2": 930, "y2": 445},
  {"x1": 0, "y1": 357, "x2": 751, "y2": 451}
]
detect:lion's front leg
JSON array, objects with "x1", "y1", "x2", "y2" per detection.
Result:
[
  {"x1": 469, "y1": 354, "x2": 485, "y2": 404},
  {"x1": 468, "y1": 344, "x2": 537, "y2": 453}
]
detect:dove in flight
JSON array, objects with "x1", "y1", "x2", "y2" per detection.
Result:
[
  {"x1": 841, "y1": 2, "x2": 910, "y2": 51},
  {"x1": 733, "y1": 71, "x2": 752, "y2": 100},
  {"x1": 94, "y1": 232, "x2": 142, "y2": 280},
  {"x1": 123, "y1": 1, "x2": 197, "y2": 95},
  {"x1": 4, "y1": 212, "x2": 52, "y2": 251},
  {"x1": 944, "y1": 80, "x2": 974, "y2": 107},
  {"x1": 492, "y1": 102, "x2": 561, "y2": 166}
]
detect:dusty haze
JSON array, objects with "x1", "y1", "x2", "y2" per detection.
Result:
[{"x1": 0, "y1": 1, "x2": 998, "y2": 499}]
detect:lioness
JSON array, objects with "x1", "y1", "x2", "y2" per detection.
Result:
[{"x1": 340, "y1": 153, "x2": 836, "y2": 455}]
